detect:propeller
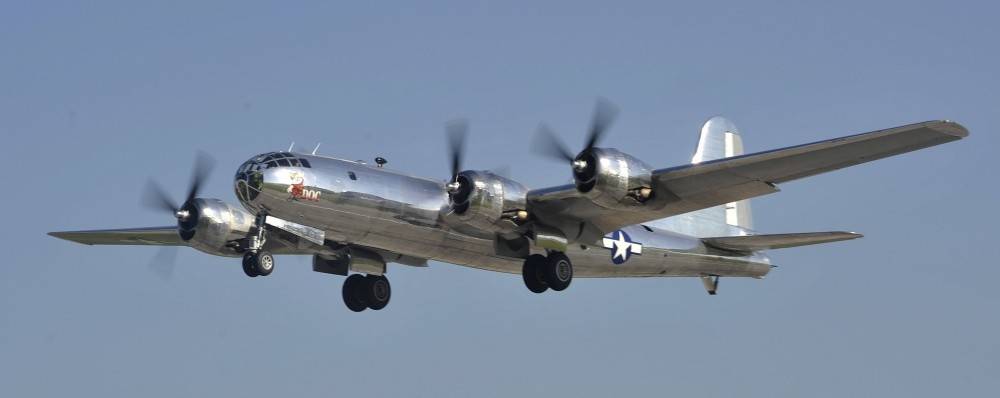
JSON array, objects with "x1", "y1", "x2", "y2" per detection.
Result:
[
  {"x1": 139, "y1": 151, "x2": 215, "y2": 280},
  {"x1": 147, "y1": 246, "x2": 179, "y2": 281},
  {"x1": 533, "y1": 98, "x2": 619, "y2": 171},
  {"x1": 141, "y1": 151, "x2": 215, "y2": 222},
  {"x1": 445, "y1": 119, "x2": 468, "y2": 193}
]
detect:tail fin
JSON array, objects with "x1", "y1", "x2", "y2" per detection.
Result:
[
  {"x1": 691, "y1": 116, "x2": 753, "y2": 230},
  {"x1": 645, "y1": 116, "x2": 753, "y2": 236}
]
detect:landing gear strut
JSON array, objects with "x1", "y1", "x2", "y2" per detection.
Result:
[
  {"x1": 521, "y1": 251, "x2": 573, "y2": 293},
  {"x1": 342, "y1": 274, "x2": 391, "y2": 312},
  {"x1": 242, "y1": 213, "x2": 274, "y2": 277}
]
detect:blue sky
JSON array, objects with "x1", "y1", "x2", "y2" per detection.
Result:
[{"x1": 2, "y1": 1, "x2": 997, "y2": 396}]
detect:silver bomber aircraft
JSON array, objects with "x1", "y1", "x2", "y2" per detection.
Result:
[{"x1": 50, "y1": 102, "x2": 968, "y2": 312}]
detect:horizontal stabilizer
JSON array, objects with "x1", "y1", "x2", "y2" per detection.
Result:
[{"x1": 703, "y1": 231, "x2": 862, "y2": 252}]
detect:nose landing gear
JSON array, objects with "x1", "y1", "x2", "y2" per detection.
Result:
[
  {"x1": 521, "y1": 252, "x2": 573, "y2": 293},
  {"x1": 242, "y1": 250, "x2": 274, "y2": 277},
  {"x1": 342, "y1": 274, "x2": 392, "y2": 312},
  {"x1": 241, "y1": 214, "x2": 275, "y2": 278}
]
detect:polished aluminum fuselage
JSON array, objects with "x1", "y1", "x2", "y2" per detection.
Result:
[{"x1": 237, "y1": 153, "x2": 771, "y2": 278}]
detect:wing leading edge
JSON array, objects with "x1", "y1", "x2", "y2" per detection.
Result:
[
  {"x1": 528, "y1": 120, "x2": 967, "y2": 238},
  {"x1": 49, "y1": 227, "x2": 184, "y2": 246}
]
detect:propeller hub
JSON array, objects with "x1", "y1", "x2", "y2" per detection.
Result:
[
  {"x1": 446, "y1": 181, "x2": 462, "y2": 193},
  {"x1": 175, "y1": 209, "x2": 191, "y2": 221},
  {"x1": 572, "y1": 159, "x2": 588, "y2": 172}
]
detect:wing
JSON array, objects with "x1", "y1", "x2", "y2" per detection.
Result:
[
  {"x1": 49, "y1": 226, "x2": 428, "y2": 267},
  {"x1": 528, "y1": 120, "x2": 967, "y2": 240},
  {"x1": 702, "y1": 231, "x2": 862, "y2": 252},
  {"x1": 49, "y1": 227, "x2": 184, "y2": 246}
]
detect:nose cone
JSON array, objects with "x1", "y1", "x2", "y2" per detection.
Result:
[
  {"x1": 235, "y1": 152, "x2": 318, "y2": 212},
  {"x1": 234, "y1": 157, "x2": 267, "y2": 211}
]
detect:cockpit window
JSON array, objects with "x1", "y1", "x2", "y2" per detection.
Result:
[{"x1": 247, "y1": 152, "x2": 312, "y2": 169}]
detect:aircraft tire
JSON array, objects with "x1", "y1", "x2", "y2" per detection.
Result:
[
  {"x1": 242, "y1": 253, "x2": 258, "y2": 277},
  {"x1": 543, "y1": 252, "x2": 573, "y2": 291},
  {"x1": 365, "y1": 275, "x2": 391, "y2": 310},
  {"x1": 342, "y1": 274, "x2": 368, "y2": 312},
  {"x1": 252, "y1": 251, "x2": 274, "y2": 276},
  {"x1": 521, "y1": 254, "x2": 549, "y2": 293}
]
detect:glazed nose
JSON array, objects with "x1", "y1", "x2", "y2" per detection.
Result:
[{"x1": 234, "y1": 170, "x2": 265, "y2": 204}]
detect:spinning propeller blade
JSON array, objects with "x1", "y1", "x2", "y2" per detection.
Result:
[
  {"x1": 140, "y1": 151, "x2": 215, "y2": 216},
  {"x1": 147, "y1": 246, "x2": 179, "y2": 281},
  {"x1": 533, "y1": 98, "x2": 619, "y2": 164},
  {"x1": 446, "y1": 119, "x2": 468, "y2": 182}
]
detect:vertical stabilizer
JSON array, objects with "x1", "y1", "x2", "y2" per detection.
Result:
[
  {"x1": 692, "y1": 116, "x2": 753, "y2": 230},
  {"x1": 647, "y1": 116, "x2": 753, "y2": 236}
]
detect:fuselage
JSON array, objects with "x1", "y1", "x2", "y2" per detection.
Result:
[{"x1": 233, "y1": 152, "x2": 771, "y2": 278}]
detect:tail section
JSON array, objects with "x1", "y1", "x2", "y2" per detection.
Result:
[
  {"x1": 702, "y1": 231, "x2": 863, "y2": 252},
  {"x1": 648, "y1": 116, "x2": 753, "y2": 236},
  {"x1": 692, "y1": 116, "x2": 753, "y2": 230}
]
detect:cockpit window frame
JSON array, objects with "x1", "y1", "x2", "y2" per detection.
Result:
[{"x1": 248, "y1": 152, "x2": 312, "y2": 169}]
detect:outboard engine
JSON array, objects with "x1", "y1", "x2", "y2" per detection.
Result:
[{"x1": 176, "y1": 198, "x2": 255, "y2": 257}]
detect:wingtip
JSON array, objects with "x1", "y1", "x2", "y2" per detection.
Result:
[
  {"x1": 48, "y1": 231, "x2": 89, "y2": 245},
  {"x1": 829, "y1": 231, "x2": 864, "y2": 240},
  {"x1": 932, "y1": 120, "x2": 969, "y2": 138}
]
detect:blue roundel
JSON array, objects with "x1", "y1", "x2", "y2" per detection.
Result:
[{"x1": 602, "y1": 230, "x2": 643, "y2": 265}]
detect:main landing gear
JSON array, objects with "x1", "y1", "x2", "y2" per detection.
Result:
[
  {"x1": 342, "y1": 274, "x2": 391, "y2": 312},
  {"x1": 522, "y1": 252, "x2": 573, "y2": 293}
]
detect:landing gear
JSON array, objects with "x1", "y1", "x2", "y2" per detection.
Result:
[
  {"x1": 521, "y1": 251, "x2": 573, "y2": 293},
  {"x1": 242, "y1": 250, "x2": 274, "y2": 277},
  {"x1": 544, "y1": 252, "x2": 573, "y2": 291},
  {"x1": 242, "y1": 254, "x2": 257, "y2": 277},
  {"x1": 700, "y1": 275, "x2": 719, "y2": 295},
  {"x1": 241, "y1": 213, "x2": 274, "y2": 278},
  {"x1": 342, "y1": 274, "x2": 368, "y2": 312},
  {"x1": 522, "y1": 254, "x2": 549, "y2": 293},
  {"x1": 342, "y1": 273, "x2": 392, "y2": 312}
]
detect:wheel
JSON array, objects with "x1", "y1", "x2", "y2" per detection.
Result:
[
  {"x1": 342, "y1": 274, "x2": 368, "y2": 312},
  {"x1": 365, "y1": 275, "x2": 391, "y2": 310},
  {"x1": 521, "y1": 254, "x2": 549, "y2": 293},
  {"x1": 242, "y1": 253, "x2": 258, "y2": 277},
  {"x1": 253, "y1": 251, "x2": 274, "y2": 276},
  {"x1": 543, "y1": 252, "x2": 573, "y2": 291}
]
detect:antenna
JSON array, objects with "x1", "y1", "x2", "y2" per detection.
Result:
[
  {"x1": 287, "y1": 141, "x2": 295, "y2": 152},
  {"x1": 311, "y1": 143, "x2": 321, "y2": 155}
]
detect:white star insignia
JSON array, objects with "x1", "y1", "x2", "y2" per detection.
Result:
[{"x1": 602, "y1": 231, "x2": 642, "y2": 263}]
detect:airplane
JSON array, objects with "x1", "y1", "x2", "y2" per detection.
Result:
[{"x1": 49, "y1": 101, "x2": 968, "y2": 312}]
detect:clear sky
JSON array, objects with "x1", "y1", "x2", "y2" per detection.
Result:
[{"x1": 2, "y1": 1, "x2": 997, "y2": 396}]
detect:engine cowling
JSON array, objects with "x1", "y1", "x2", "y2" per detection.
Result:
[
  {"x1": 178, "y1": 198, "x2": 255, "y2": 257},
  {"x1": 444, "y1": 170, "x2": 529, "y2": 237},
  {"x1": 572, "y1": 148, "x2": 653, "y2": 209}
]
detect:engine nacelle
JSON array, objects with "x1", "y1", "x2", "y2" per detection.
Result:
[
  {"x1": 444, "y1": 170, "x2": 529, "y2": 237},
  {"x1": 573, "y1": 148, "x2": 654, "y2": 209},
  {"x1": 178, "y1": 198, "x2": 255, "y2": 257}
]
